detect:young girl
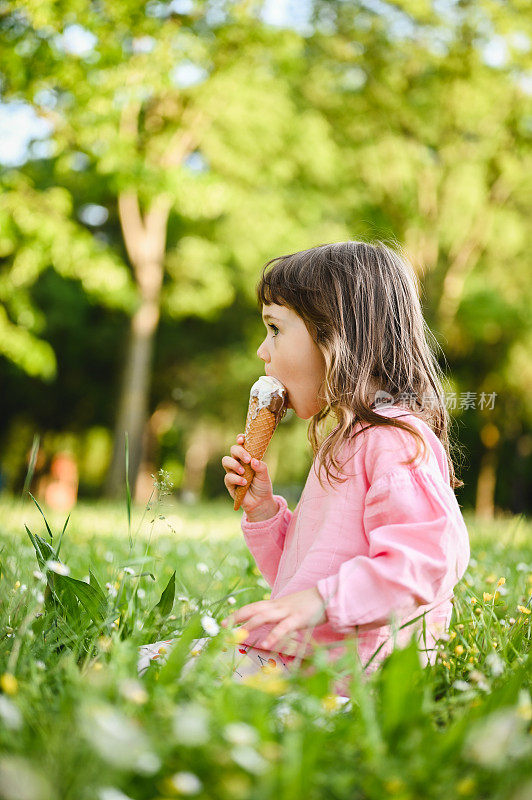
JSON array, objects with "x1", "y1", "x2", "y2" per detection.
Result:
[{"x1": 139, "y1": 240, "x2": 470, "y2": 696}]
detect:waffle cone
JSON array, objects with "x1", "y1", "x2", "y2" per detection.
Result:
[{"x1": 233, "y1": 395, "x2": 284, "y2": 511}]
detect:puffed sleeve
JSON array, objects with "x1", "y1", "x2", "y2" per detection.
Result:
[
  {"x1": 241, "y1": 495, "x2": 293, "y2": 588},
  {"x1": 316, "y1": 466, "x2": 470, "y2": 633}
]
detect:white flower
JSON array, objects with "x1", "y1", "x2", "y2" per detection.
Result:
[
  {"x1": 196, "y1": 562, "x2": 209, "y2": 574},
  {"x1": 123, "y1": 567, "x2": 135, "y2": 575},
  {"x1": 463, "y1": 709, "x2": 532, "y2": 768},
  {"x1": 453, "y1": 680, "x2": 471, "y2": 692},
  {"x1": 82, "y1": 704, "x2": 159, "y2": 773},
  {"x1": 227, "y1": 596, "x2": 236, "y2": 605},
  {"x1": 0, "y1": 696, "x2": 23, "y2": 730},
  {"x1": 170, "y1": 772, "x2": 202, "y2": 795},
  {"x1": 200, "y1": 615, "x2": 219, "y2": 637},
  {"x1": 119, "y1": 680, "x2": 148, "y2": 705},
  {"x1": 99, "y1": 788, "x2": 134, "y2": 800},
  {"x1": 136, "y1": 588, "x2": 145, "y2": 600},
  {"x1": 45, "y1": 560, "x2": 70, "y2": 576},
  {"x1": 231, "y1": 745, "x2": 268, "y2": 775},
  {"x1": 485, "y1": 651, "x2": 505, "y2": 677},
  {"x1": 33, "y1": 570, "x2": 44, "y2": 581},
  {"x1": 173, "y1": 703, "x2": 210, "y2": 746},
  {"x1": 105, "y1": 583, "x2": 118, "y2": 598},
  {"x1": 223, "y1": 722, "x2": 258, "y2": 747}
]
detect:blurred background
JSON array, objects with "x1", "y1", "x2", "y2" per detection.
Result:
[{"x1": 0, "y1": 0, "x2": 530, "y2": 518}]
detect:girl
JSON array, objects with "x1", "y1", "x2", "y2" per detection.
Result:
[{"x1": 139, "y1": 240, "x2": 470, "y2": 696}]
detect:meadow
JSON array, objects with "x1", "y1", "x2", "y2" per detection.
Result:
[{"x1": 0, "y1": 485, "x2": 531, "y2": 800}]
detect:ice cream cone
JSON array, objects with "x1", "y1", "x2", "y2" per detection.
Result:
[{"x1": 233, "y1": 376, "x2": 287, "y2": 511}]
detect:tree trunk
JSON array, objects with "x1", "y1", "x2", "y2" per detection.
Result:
[
  {"x1": 105, "y1": 292, "x2": 161, "y2": 498},
  {"x1": 181, "y1": 425, "x2": 224, "y2": 503},
  {"x1": 475, "y1": 449, "x2": 498, "y2": 520},
  {"x1": 104, "y1": 101, "x2": 205, "y2": 499}
]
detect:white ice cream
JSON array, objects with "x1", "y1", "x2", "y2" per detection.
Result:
[
  {"x1": 250, "y1": 375, "x2": 286, "y2": 410},
  {"x1": 243, "y1": 376, "x2": 287, "y2": 436}
]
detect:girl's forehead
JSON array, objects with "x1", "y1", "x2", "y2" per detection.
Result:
[{"x1": 262, "y1": 303, "x2": 290, "y2": 319}]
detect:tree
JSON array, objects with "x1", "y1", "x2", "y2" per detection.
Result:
[{"x1": 1, "y1": 0, "x2": 345, "y2": 496}]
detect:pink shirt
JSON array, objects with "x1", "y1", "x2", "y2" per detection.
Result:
[{"x1": 240, "y1": 405, "x2": 470, "y2": 676}]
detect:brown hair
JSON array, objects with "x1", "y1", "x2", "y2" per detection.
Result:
[{"x1": 256, "y1": 240, "x2": 463, "y2": 490}]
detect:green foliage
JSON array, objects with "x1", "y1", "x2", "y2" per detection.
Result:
[
  {"x1": 0, "y1": 0, "x2": 530, "y2": 509},
  {"x1": 0, "y1": 500, "x2": 532, "y2": 799}
]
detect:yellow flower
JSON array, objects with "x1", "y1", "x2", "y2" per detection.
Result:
[
  {"x1": 449, "y1": 630, "x2": 457, "y2": 640},
  {"x1": 384, "y1": 778, "x2": 404, "y2": 793},
  {"x1": 227, "y1": 627, "x2": 249, "y2": 645},
  {"x1": 470, "y1": 598, "x2": 477, "y2": 605},
  {"x1": 454, "y1": 645, "x2": 464, "y2": 655},
  {"x1": 241, "y1": 670, "x2": 288, "y2": 695},
  {"x1": 321, "y1": 694, "x2": 344, "y2": 712},
  {"x1": 457, "y1": 777, "x2": 476, "y2": 795},
  {"x1": 483, "y1": 592, "x2": 493, "y2": 602},
  {"x1": 262, "y1": 592, "x2": 271, "y2": 600},
  {"x1": 486, "y1": 574, "x2": 496, "y2": 584},
  {"x1": 497, "y1": 577, "x2": 506, "y2": 586},
  {"x1": 0, "y1": 673, "x2": 18, "y2": 695},
  {"x1": 517, "y1": 605, "x2": 531, "y2": 615}
]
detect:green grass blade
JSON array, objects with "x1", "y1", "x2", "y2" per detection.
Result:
[
  {"x1": 21, "y1": 434, "x2": 40, "y2": 500},
  {"x1": 29, "y1": 492, "x2": 54, "y2": 542},
  {"x1": 55, "y1": 513, "x2": 71, "y2": 559},
  {"x1": 125, "y1": 432, "x2": 132, "y2": 549}
]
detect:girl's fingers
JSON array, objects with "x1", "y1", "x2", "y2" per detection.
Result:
[
  {"x1": 225, "y1": 600, "x2": 271, "y2": 626},
  {"x1": 230, "y1": 444, "x2": 252, "y2": 463},
  {"x1": 261, "y1": 620, "x2": 294, "y2": 649},
  {"x1": 224, "y1": 473, "x2": 248, "y2": 489},
  {"x1": 221, "y1": 456, "x2": 246, "y2": 474}
]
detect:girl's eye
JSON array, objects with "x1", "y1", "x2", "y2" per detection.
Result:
[{"x1": 268, "y1": 324, "x2": 279, "y2": 337}]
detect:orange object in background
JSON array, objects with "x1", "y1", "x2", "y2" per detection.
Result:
[{"x1": 39, "y1": 452, "x2": 79, "y2": 512}]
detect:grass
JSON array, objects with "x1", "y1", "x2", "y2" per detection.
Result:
[{"x1": 0, "y1": 487, "x2": 531, "y2": 800}]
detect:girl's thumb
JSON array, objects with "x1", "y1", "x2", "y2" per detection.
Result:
[{"x1": 251, "y1": 458, "x2": 265, "y2": 472}]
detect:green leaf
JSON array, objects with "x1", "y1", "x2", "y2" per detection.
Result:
[
  {"x1": 89, "y1": 570, "x2": 107, "y2": 604},
  {"x1": 377, "y1": 637, "x2": 427, "y2": 742},
  {"x1": 60, "y1": 575, "x2": 107, "y2": 623},
  {"x1": 156, "y1": 613, "x2": 204, "y2": 686},
  {"x1": 146, "y1": 571, "x2": 176, "y2": 628}
]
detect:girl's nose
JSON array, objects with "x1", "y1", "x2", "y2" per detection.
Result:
[{"x1": 257, "y1": 340, "x2": 269, "y2": 362}]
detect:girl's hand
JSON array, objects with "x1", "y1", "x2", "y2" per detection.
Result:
[
  {"x1": 220, "y1": 588, "x2": 328, "y2": 651},
  {"x1": 222, "y1": 434, "x2": 275, "y2": 516}
]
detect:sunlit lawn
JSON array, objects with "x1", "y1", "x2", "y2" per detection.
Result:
[{"x1": 1, "y1": 492, "x2": 531, "y2": 800}]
